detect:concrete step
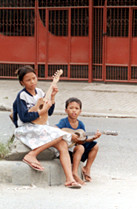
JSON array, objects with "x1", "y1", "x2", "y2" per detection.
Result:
[{"x1": 0, "y1": 160, "x2": 83, "y2": 187}]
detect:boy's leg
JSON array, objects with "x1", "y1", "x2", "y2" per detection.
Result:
[
  {"x1": 72, "y1": 145, "x2": 85, "y2": 185},
  {"x1": 82, "y1": 144, "x2": 99, "y2": 181},
  {"x1": 53, "y1": 140, "x2": 81, "y2": 188}
]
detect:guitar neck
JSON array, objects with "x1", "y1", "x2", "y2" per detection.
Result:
[
  {"x1": 43, "y1": 81, "x2": 55, "y2": 102},
  {"x1": 42, "y1": 69, "x2": 63, "y2": 103},
  {"x1": 86, "y1": 130, "x2": 118, "y2": 136}
]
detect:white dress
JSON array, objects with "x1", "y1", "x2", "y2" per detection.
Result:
[
  {"x1": 14, "y1": 123, "x2": 72, "y2": 150},
  {"x1": 13, "y1": 87, "x2": 72, "y2": 150}
]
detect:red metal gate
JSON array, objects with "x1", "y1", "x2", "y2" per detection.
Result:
[
  {"x1": 0, "y1": 0, "x2": 90, "y2": 81},
  {"x1": 0, "y1": 0, "x2": 137, "y2": 83},
  {"x1": 93, "y1": 0, "x2": 137, "y2": 83}
]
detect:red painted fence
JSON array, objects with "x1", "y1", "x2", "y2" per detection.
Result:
[{"x1": 0, "y1": 0, "x2": 137, "y2": 83}]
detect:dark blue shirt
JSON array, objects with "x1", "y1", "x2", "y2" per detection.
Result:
[{"x1": 13, "y1": 88, "x2": 55, "y2": 127}]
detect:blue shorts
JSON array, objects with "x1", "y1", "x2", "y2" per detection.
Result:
[{"x1": 69, "y1": 141, "x2": 97, "y2": 163}]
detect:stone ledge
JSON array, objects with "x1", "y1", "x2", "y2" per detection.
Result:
[
  {"x1": 5, "y1": 137, "x2": 56, "y2": 161},
  {"x1": 0, "y1": 159, "x2": 65, "y2": 186},
  {"x1": 0, "y1": 160, "x2": 83, "y2": 187},
  {"x1": 3, "y1": 138, "x2": 83, "y2": 187}
]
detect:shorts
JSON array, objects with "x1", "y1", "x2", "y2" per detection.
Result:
[{"x1": 69, "y1": 141, "x2": 97, "y2": 163}]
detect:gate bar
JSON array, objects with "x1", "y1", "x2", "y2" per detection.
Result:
[
  {"x1": 128, "y1": 7, "x2": 132, "y2": 81},
  {"x1": 88, "y1": 0, "x2": 92, "y2": 82}
]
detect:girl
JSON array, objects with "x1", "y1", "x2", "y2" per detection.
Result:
[{"x1": 12, "y1": 65, "x2": 81, "y2": 188}]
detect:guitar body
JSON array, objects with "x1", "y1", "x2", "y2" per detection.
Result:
[
  {"x1": 62, "y1": 128, "x2": 87, "y2": 148},
  {"x1": 62, "y1": 128, "x2": 87, "y2": 141},
  {"x1": 62, "y1": 128, "x2": 118, "y2": 148},
  {"x1": 28, "y1": 69, "x2": 63, "y2": 125},
  {"x1": 28, "y1": 105, "x2": 48, "y2": 125}
]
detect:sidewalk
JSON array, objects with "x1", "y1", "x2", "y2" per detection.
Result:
[
  {"x1": 0, "y1": 80, "x2": 137, "y2": 209},
  {"x1": 0, "y1": 79, "x2": 137, "y2": 187},
  {"x1": 0, "y1": 79, "x2": 137, "y2": 118}
]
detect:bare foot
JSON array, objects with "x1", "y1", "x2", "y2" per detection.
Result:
[
  {"x1": 73, "y1": 173, "x2": 85, "y2": 185},
  {"x1": 23, "y1": 154, "x2": 44, "y2": 171},
  {"x1": 82, "y1": 167, "x2": 92, "y2": 182}
]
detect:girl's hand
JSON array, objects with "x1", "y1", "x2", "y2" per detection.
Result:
[
  {"x1": 38, "y1": 100, "x2": 52, "y2": 116},
  {"x1": 36, "y1": 98, "x2": 44, "y2": 108},
  {"x1": 45, "y1": 100, "x2": 52, "y2": 109},
  {"x1": 71, "y1": 134, "x2": 79, "y2": 143},
  {"x1": 51, "y1": 85, "x2": 58, "y2": 97},
  {"x1": 51, "y1": 85, "x2": 58, "y2": 104}
]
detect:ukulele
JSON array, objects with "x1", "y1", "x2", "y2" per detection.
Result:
[
  {"x1": 62, "y1": 128, "x2": 118, "y2": 148},
  {"x1": 29, "y1": 69, "x2": 63, "y2": 125}
]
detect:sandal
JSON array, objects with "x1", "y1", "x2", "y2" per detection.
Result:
[
  {"x1": 65, "y1": 181, "x2": 81, "y2": 189},
  {"x1": 82, "y1": 170, "x2": 92, "y2": 182},
  {"x1": 23, "y1": 158, "x2": 44, "y2": 172}
]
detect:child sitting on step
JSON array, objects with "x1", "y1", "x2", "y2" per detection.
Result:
[{"x1": 56, "y1": 97, "x2": 101, "y2": 185}]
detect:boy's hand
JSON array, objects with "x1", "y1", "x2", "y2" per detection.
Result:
[
  {"x1": 86, "y1": 129, "x2": 101, "y2": 143},
  {"x1": 94, "y1": 129, "x2": 101, "y2": 139}
]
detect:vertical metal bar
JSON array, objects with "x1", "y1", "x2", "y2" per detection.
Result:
[
  {"x1": 102, "y1": 0, "x2": 107, "y2": 81},
  {"x1": 88, "y1": 0, "x2": 92, "y2": 82},
  {"x1": 10, "y1": 9, "x2": 11, "y2": 36},
  {"x1": 23, "y1": 9, "x2": 25, "y2": 36},
  {"x1": 62, "y1": 10, "x2": 63, "y2": 36},
  {"x1": 98, "y1": 9, "x2": 100, "y2": 64},
  {"x1": 128, "y1": 7, "x2": 132, "y2": 81},
  {"x1": 54, "y1": 11, "x2": 56, "y2": 36},
  {"x1": 78, "y1": 8, "x2": 79, "y2": 36},
  {"x1": 20, "y1": 9, "x2": 22, "y2": 36},
  {"x1": 68, "y1": 8, "x2": 71, "y2": 78},
  {"x1": 27, "y1": 9, "x2": 29, "y2": 36},
  {"x1": 34, "y1": 0, "x2": 38, "y2": 75},
  {"x1": 17, "y1": 7, "x2": 19, "y2": 36},
  {"x1": 6, "y1": 9, "x2": 8, "y2": 35},
  {"x1": 13, "y1": 7, "x2": 15, "y2": 35},
  {"x1": 2, "y1": 9, "x2": 3, "y2": 34},
  {"x1": 45, "y1": 8, "x2": 49, "y2": 78}
]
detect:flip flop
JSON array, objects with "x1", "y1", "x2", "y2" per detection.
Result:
[
  {"x1": 65, "y1": 181, "x2": 81, "y2": 189},
  {"x1": 82, "y1": 171, "x2": 92, "y2": 182},
  {"x1": 23, "y1": 159, "x2": 44, "y2": 172}
]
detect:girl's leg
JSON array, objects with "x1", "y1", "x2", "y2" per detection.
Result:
[
  {"x1": 72, "y1": 145, "x2": 85, "y2": 185},
  {"x1": 82, "y1": 144, "x2": 99, "y2": 181},
  {"x1": 23, "y1": 136, "x2": 63, "y2": 170},
  {"x1": 53, "y1": 140, "x2": 81, "y2": 187}
]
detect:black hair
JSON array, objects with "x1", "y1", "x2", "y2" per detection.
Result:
[
  {"x1": 15, "y1": 65, "x2": 36, "y2": 82},
  {"x1": 65, "y1": 97, "x2": 82, "y2": 109}
]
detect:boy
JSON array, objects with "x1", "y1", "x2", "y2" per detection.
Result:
[{"x1": 56, "y1": 97, "x2": 101, "y2": 185}]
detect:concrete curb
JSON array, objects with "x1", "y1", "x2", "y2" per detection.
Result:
[
  {"x1": 0, "y1": 159, "x2": 83, "y2": 187},
  {"x1": 54, "y1": 111, "x2": 137, "y2": 119},
  {"x1": 0, "y1": 159, "x2": 65, "y2": 186},
  {"x1": 1, "y1": 107, "x2": 137, "y2": 119}
]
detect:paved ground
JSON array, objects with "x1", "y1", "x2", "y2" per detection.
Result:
[
  {"x1": 0, "y1": 79, "x2": 137, "y2": 118},
  {"x1": 0, "y1": 115, "x2": 137, "y2": 209},
  {"x1": 0, "y1": 177, "x2": 137, "y2": 209},
  {"x1": 0, "y1": 80, "x2": 137, "y2": 209}
]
